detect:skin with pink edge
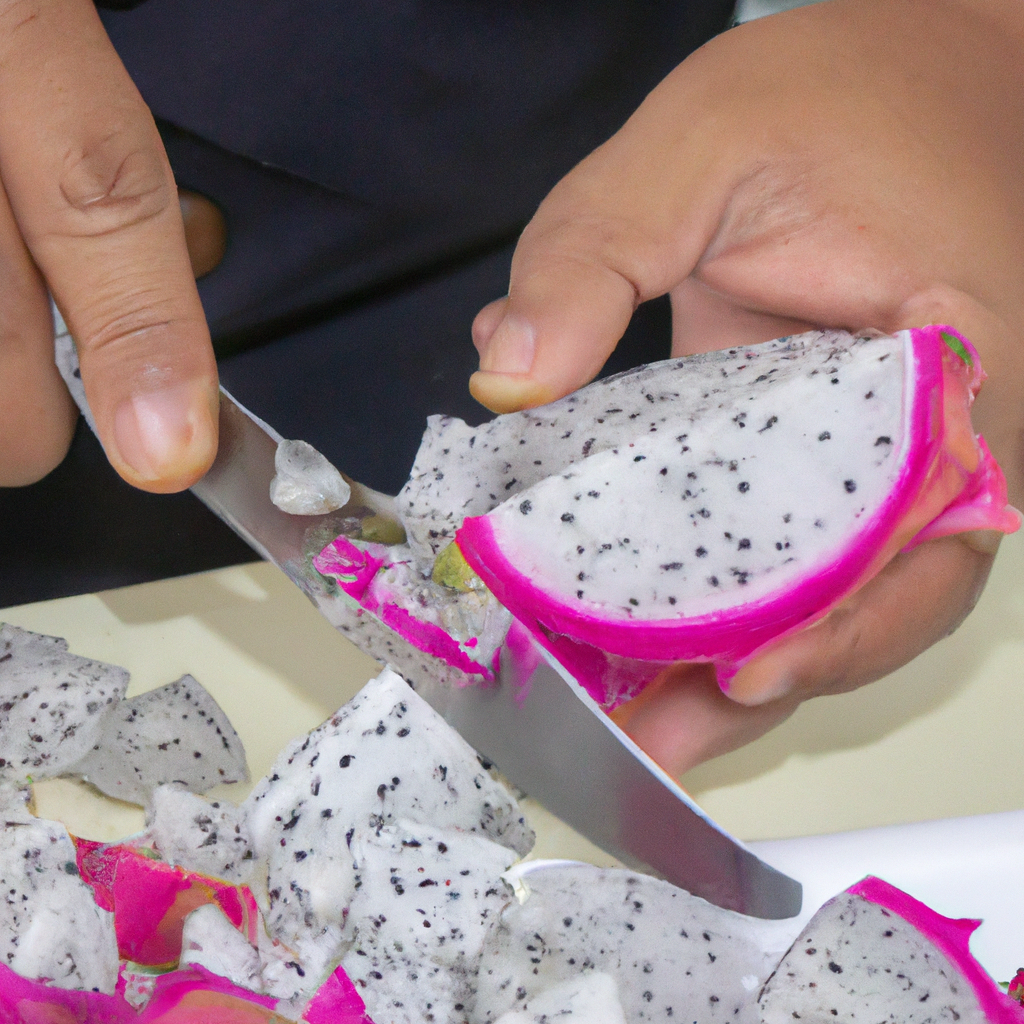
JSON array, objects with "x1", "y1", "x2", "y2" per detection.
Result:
[{"x1": 455, "y1": 327, "x2": 1020, "y2": 708}]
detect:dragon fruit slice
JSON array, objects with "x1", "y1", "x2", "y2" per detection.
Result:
[
  {"x1": 244, "y1": 667, "x2": 532, "y2": 980},
  {"x1": 146, "y1": 784, "x2": 255, "y2": 884},
  {"x1": 0, "y1": 803, "x2": 119, "y2": 993},
  {"x1": 491, "y1": 972, "x2": 628, "y2": 1024},
  {"x1": 0, "y1": 961, "x2": 132, "y2": 1023},
  {"x1": 0, "y1": 623, "x2": 128, "y2": 781},
  {"x1": 475, "y1": 860, "x2": 789, "y2": 1024},
  {"x1": 759, "y1": 876, "x2": 1024, "y2": 1024},
  {"x1": 452, "y1": 327, "x2": 1020, "y2": 706},
  {"x1": 71, "y1": 674, "x2": 249, "y2": 805},
  {"x1": 339, "y1": 822, "x2": 518, "y2": 1024},
  {"x1": 313, "y1": 537, "x2": 511, "y2": 682},
  {"x1": 179, "y1": 903, "x2": 263, "y2": 991}
]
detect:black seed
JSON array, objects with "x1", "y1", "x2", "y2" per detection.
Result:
[
  {"x1": 759, "y1": 416, "x2": 778, "y2": 432},
  {"x1": 577, "y1": 572, "x2": 586, "y2": 581},
  {"x1": 660, "y1": 562, "x2": 683, "y2": 571},
  {"x1": 577, "y1": 590, "x2": 584, "y2": 598},
  {"x1": 668, "y1": 596, "x2": 677, "y2": 605},
  {"x1": 561, "y1": 512, "x2": 575, "y2": 523},
  {"x1": 695, "y1": 547, "x2": 707, "y2": 558},
  {"x1": 776, "y1": 542, "x2": 783, "y2": 551},
  {"x1": 818, "y1": 431, "x2": 831, "y2": 441},
  {"x1": 865, "y1": 391, "x2": 874, "y2": 399},
  {"x1": 738, "y1": 482, "x2": 750, "y2": 493},
  {"x1": 587, "y1": 490, "x2": 600, "y2": 498},
  {"x1": 577, "y1": 545, "x2": 585, "y2": 554},
  {"x1": 519, "y1": 500, "x2": 532, "y2": 515},
  {"x1": 633, "y1": 455, "x2": 645, "y2": 462},
  {"x1": 738, "y1": 538, "x2": 751, "y2": 550},
  {"x1": 708, "y1": 576, "x2": 720, "y2": 587},
  {"x1": 698, "y1": 508, "x2": 711, "y2": 518},
  {"x1": 659, "y1": 467, "x2": 668, "y2": 476},
  {"x1": 844, "y1": 479, "x2": 857, "y2": 493},
  {"x1": 339, "y1": 755, "x2": 353, "y2": 767},
  {"x1": 828, "y1": 962, "x2": 843, "y2": 974},
  {"x1": 875, "y1": 435, "x2": 892, "y2": 446},
  {"x1": 629, "y1": 598, "x2": 639, "y2": 606}
]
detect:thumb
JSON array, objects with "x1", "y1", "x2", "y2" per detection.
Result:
[{"x1": 470, "y1": 70, "x2": 732, "y2": 413}]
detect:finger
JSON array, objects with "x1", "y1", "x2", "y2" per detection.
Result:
[
  {"x1": 0, "y1": 0, "x2": 218, "y2": 492},
  {"x1": 610, "y1": 663, "x2": 801, "y2": 777},
  {"x1": 0, "y1": 176, "x2": 76, "y2": 486},
  {"x1": 470, "y1": 55, "x2": 738, "y2": 413},
  {"x1": 725, "y1": 533, "x2": 995, "y2": 707}
]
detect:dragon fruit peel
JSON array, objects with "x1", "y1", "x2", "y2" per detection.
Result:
[{"x1": 453, "y1": 326, "x2": 1020, "y2": 707}]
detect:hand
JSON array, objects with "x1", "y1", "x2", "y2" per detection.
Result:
[
  {"x1": 0, "y1": 0, "x2": 217, "y2": 492},
  {"x1": 470, "y1": 0, "x2": 1024, "y2": 774}
]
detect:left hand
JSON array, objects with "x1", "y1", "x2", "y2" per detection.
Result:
[{"x1": 468, "y1": 0, "x2": 1024, "y2": 774}]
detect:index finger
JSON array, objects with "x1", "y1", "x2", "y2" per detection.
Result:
[{"x1": 0, "y1": 0, "x2": 217, "y2": 492}]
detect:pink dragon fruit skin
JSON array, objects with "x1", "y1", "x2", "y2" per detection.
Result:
[
  {"x1": 846, "y1": 877, "x2": 1024, "y2": 1024},
  {"x1": 455, "y1": 326, "x2": 1021, "y2": 707},
  {"x1": 313, "y1": 536, "x2": 502, "y2": 680}
]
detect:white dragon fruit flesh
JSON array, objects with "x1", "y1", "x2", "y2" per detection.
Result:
[
  {"x1": 243, "y1": 667, "x2": 533, "y2": 993},
  {"x1": 146, "y1": 784, "x2": 255, "y2": 884},
  {"x1": 72, "y1": 673, "x2": 249, "y2": 805},
  {"x1": 0, "y1": 800, "x2": 119, "y2": 993},
  {"x1": 0, "y1": 622, "x2": 128, "y2": 782},
  {"x1": 179, "y1": 902, "x2": 263, "y2": 992},
  {"x1": 759, "y1": 876, "x2": 1024, "y2": 1024},
  {"x1": 474, "y1": 860, "x2": 786, "y2": 1023},
  {"x1": 340, "y1": 822, "x2": 518, "y2": 1024},
  {"x1": 447, "y1": 327, "x2": 1021, "y2": 706},
  {"x1": 491, "y1": 972, "x2": 629, "y2": 1024}
]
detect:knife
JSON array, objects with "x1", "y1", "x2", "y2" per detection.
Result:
[{"x1": 54, "y1": 319, "x2": 801, "y2": 919}]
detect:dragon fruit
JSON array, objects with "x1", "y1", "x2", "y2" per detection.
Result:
[
  {"x1": 243, "y1": 667, "x2": 532, "y2": 998},
  {"x1": 0, "y1": 622, "x2": 128, "y2": 781},
  {"x1": 474, "y1": 860, "x2": 787, "y2": 1023},
  {"x1": 146, "y1": 784, "x2": 255, "y2": 884},
  {"x1": 440, "y1": 326, "x2": 1022, "y2": 706},
  {"x1": 340, "y1": 822, "x2": 517, "y2": 1024},
  {"x1": 759, "y1": 876, "x2": 1024, "y2": 1024},
  {"x1": 72, "y1": 673, "x2": 249, "y2": 805},
  {"x1": 490, "y1": 973, "x2": 628, "y2": 1024},
  {"x1": 0, "y1": 797, "x2": 119, "y2": 993},
  {"x1": 179, "y1": 903, "x2": 263, "y2": 991}
]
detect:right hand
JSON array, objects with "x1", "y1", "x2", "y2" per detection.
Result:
[{"x1": 0, "y1": 0, "x2": 218, "y2": 492}]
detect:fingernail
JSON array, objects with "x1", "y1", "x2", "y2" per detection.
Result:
[
  {"x1": 479, "y1": 315, "x2": 536, "y2": 375},
  {"x1": 113, "y1": 383, "x2": 207, "y2": 482}
]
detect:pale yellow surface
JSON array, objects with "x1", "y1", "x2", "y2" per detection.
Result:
[{"x1": 4, "y1": 531, "x2": 1024, "y2": 847}]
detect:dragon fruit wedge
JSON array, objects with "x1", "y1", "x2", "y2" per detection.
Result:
[
  {"x1": 474, "y1": 860, "x2": 787, "y2": 1023},
  {"x1": 71, "y1": 673, "x2": 249, "y2": 805},
  {"x1": 0, "y1": 622, "x2": 128, "y2": 781},
  {"x1": 443, "y1": 326, "x2": 1020, "y2": 707},
  {"x1": 759, "y1": 876, "x2": 1024, "y2": 1024}
]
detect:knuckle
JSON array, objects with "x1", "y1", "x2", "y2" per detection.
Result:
[{"x1": 56, "y1": 127, "x2": 174, "y2": 238}]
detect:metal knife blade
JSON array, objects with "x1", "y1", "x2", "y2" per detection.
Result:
[{"x1": 192, "y1": 387, "x2": 801, "y2": 920}]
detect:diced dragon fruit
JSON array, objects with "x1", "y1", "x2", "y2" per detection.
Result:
[
  {"x1": 450, "y1": 327, "x2": 1020, "y2": 706},
  {"x1": 71, "y1": 674, "x2": 249, "y2": 805},
  {"x1": 179, "y1": 903, "x2": 263, "y2": 992},
  {"x1": 0, "y1": 805, "x2": 119, "y2": 993},
  {"x1": 475, "y1": 861, "x2": 787, "y2": 1024},
  {"x1": 74, "y1": 839, "x2": 259, "y2": 969},
  {"x1": 0, "y1": 961, "x2": 131, "y2": 1023},
  {"x1": 146, "y1": 784, "x2": 255, "y2": 884},
  {"x1": 490, "y1": 972, "x2": 628, "y2": 1024},
  {"x1": 339, "y1": 822, "x2": 518, "y2": 1024},
  {"x1": 759, "y1": 876, "x2": 1024, "y2": 1024},
  {"x1": 0, "y1": 623, "x2": 128, "y2": 782},
  {"x1": 243, "y1": 668, "x2": 532, "y2": 994}
]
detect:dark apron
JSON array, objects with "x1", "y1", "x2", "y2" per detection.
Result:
[{"x1": 1, "y1": 1, "x2": 734, "y2": 604}]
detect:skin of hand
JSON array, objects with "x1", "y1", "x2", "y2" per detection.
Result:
[
  {"x1": 471, "y1": 0, "x2": 1024, "y2": 776},
  {"x1": 0, "y1": 0, "x2": 218, "y2": 492}
]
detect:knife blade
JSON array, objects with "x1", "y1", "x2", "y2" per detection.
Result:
[
  {"x1": 52, "y1": 316, "x2": 800, "y2": 918},
  {"x1": 194, "y1": 387, "x2": 801, "y2": 920}
]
